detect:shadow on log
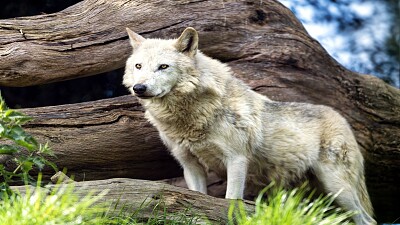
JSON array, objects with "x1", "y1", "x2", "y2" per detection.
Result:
[{"x1": 0, "y1": 0, "x2": 399, "y2": 223}]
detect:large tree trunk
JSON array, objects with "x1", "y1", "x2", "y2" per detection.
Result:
[
  {"x1": 0, "y1": 0, "x2": 398, "y2": 222},
  {"x1": 12, "y1": 178, "x2": 255, "y2": 224}
]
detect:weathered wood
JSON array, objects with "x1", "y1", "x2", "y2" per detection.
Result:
[
  {"x1": 0, "y1": 0, "x2": 297, "y2": 87},
  {"x1": 12, "y1": 178, "x2": 255, "y2": 224},
  {"x1": 0, "y1": 0, "x2": 398, "y2": 222},
  {"x1": 18, "y1": 95, "x2": 182, "y2": 181}
]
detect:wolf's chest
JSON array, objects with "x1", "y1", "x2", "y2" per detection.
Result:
[
  {"x1": 145, "y1": 108, "x2": 211, "y2": 142},
  {"x1": 185, "y1": 141, "x2": 227, "y2": 176}
]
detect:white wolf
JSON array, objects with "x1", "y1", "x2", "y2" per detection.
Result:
[{"x1": 123, "y1": 27, "x2": 376, "y2": 225}]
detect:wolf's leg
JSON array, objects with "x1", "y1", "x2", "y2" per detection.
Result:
[
  {"x1": 183, "y1": 161, "x2": 208, "y2": 194},
  {"x1": 171, "y1": 148, "x2": 207, "y2": 194},
  {"x1": 225, "y1": 155, "x2": 248, "y2": 199},
  {"x1": 313, "y1": 164, "x2": 376, "y2": 225}
]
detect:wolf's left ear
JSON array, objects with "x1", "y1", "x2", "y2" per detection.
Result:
[
  {"x1": 126, "y1": 27, "x2": 145, "y2": 49},
  {"x1": 175, "y1": 27, "x2": 198, "y2": 57}
]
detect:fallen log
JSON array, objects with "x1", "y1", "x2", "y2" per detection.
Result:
[
  {"x1": 0, "y1": 0, "x2": 300, "y2": 87},
  {"x1": 18, "y1": 95, "x2": 182, "y2": 181},
  {"x1": 0, "y1": 0, "x2": 398, "y2": 222},
  {"x1": 12, "y1": 178, "x2": 255, "y2": 224}
]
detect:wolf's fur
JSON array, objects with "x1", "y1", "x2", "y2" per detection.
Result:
[{"x1": 123, "y1": 27, "x2": 376, "y2": 225}]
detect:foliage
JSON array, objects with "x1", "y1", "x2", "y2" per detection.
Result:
[
  {"x1": 282, "y1": 0, "x2": 399, "y2": 87},
  {"x1": 0, "y1": 94, "x2": 57, "y2": 198},
  {"x1": 0, "y1": 176, "x2": 108, "y2": 225},
  {"x1": 228, "y1": 183, "x2": 356, "y2": 225}
]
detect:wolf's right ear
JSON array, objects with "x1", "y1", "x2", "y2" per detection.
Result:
[
  {"x1": 175, "y1": 27, "x2": 198, "y2": 57},
  {"x1": 126, "y1": 27, "x2": 145, "y2": 49}
]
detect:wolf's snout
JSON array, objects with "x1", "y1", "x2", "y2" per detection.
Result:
[{"x1": 133, "y1": 84, "x2": 147, "y2": 95}]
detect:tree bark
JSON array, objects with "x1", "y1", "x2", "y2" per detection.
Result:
[
  {"x1": 12, "y1": 178, "x2": 254, "y2": 224},
  {"x1": 0, "y1": 0, "x2": 301, "y2": 87},
  {"x1": 18, "y1": 95, "x2": 183, "y2": 181},
  {"x1": 0, "y1": 0, "x2": 399, "y2": 222}
]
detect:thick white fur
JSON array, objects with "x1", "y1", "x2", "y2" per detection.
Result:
[{"x1": 123, "y1": 27, "x2": 376, "y2": 225}]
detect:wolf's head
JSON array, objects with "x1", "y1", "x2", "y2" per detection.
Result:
[{"x1": 123, "y1": 27, "x2": 200, "y2": 99}]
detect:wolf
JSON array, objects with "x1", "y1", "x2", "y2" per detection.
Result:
[{"x1": 123, "y1": 27, "x2": 376, "y2": 225}]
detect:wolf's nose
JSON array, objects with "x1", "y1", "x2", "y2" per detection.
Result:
[{"x1": 133, "y1": 84, "x2": 147, "y2": 95}]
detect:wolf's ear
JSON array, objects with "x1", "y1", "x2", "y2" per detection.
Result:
[
  {"x1": 175, "y1": 27, "x2": 198, "y2": 57},
  {"x1": 126, "y1": 27, "x2": 145, "y2": 49}
]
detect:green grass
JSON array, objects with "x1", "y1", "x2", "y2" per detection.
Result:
[
  {"x1": 0, "y1": 181, "x2": 356, "y2": 225},
  {"x1": 0, "y1": 179, "x2": 202, "y2": 225},
  {"x1": 0, "y1": 178, "x2": 108, "y2": 225},
  {"x1": 228, "y1": 183, "x2": 356, "y2": 225},
  {"x1": 0, "y1": 180, "x2": 357, "y2": 225},
  {"x1": 104, "y1": 192, "x2": 202, "y2": 225}
]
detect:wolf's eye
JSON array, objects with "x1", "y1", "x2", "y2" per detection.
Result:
[
  {"x1": 135, "y1": 64, "x2": 142, "y2": 70},
  {"x1": 159, "y1": 64, "x2": 169, "y2": 70}
]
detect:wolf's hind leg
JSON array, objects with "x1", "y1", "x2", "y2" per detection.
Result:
[{"x1": 313, "y1": 164, "x2": 376, "y2": 225}]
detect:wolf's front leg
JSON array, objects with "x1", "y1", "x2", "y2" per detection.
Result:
[
  {"x1": 171, "y1": 148, "x2": 207, "y2": 194},
  {"x1": 225, "y1": 155, "x2": 248, "y2": 199},
  {"x1": 183, "y1": 162, "x2": 207, "y2": 194}
]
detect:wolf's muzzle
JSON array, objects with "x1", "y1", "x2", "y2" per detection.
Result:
[{"x1": 133, "y1": 84, "x2": 147, "y2": 95}]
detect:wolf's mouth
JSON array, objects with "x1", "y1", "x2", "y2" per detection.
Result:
[
  {"x1": 136, "y1": 95, "x2": 153, "y2": 99},
  {"x1": 136, "y1": 91, "x2": 164, "y2": 99}
]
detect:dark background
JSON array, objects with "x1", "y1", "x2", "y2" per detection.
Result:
[{"x1": 0, "y1": 0, "x2": 398, "y2": 108}]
